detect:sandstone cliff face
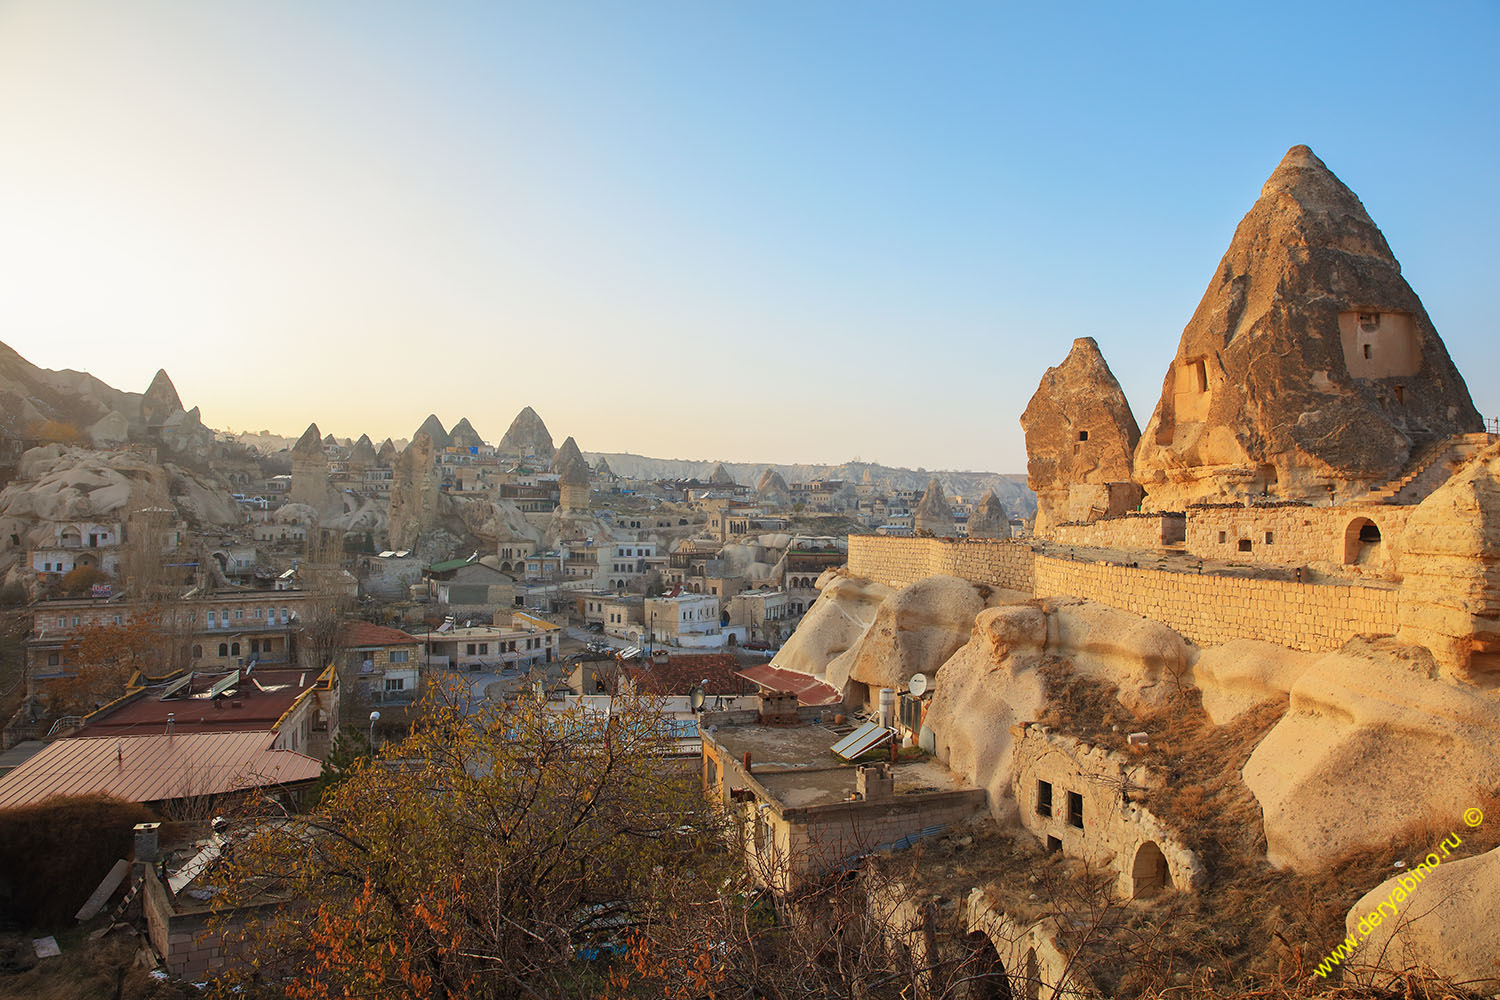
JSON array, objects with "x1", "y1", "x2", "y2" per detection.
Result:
[
  {"x1": 388, "y1": 432, "x2": 449, "y2": 553},
  {"x1": 966, "y1": 489, "x2": 1010, "y2": 539},
  {"x1": 913, "y1": 478, "x2": 955, "y2": 536},
  {"x1": 1242, "y1": 639, "x2": 1500, "y2": 872},
  {"x1": 497, "y1": 406, "x2": 553, "y2": 459},
  {"x1": 1133, "y1": 146, "x2": 1481, "y2": 508},
  {"x1": 1021, "y1": 337, "x2": 1141, "y2": 534},
  {"x1": 842, "y1": 575, "x2": 986, "y2": 692},
  {"x1": 1397, "y1": 441, "x2": 1500, "y2": 680}
]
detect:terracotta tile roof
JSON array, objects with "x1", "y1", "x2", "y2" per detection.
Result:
[
  {"x1": 736, "y1": 663, "x2": 842, "y2": 706},
  {"x1": 0, "y1": 731, "x2": 323, "y2": 808},
  {"x1": 340, "y1": 622, "x2": 420, "y2": 648}
]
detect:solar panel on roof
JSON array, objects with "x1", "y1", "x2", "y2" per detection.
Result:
[
  {"x1": 831, "y1": 721, "x2": 892, "y2": 760},
  {"x1": 206, "y1": 670, "x2": 240, "y2": 700},
  {"x1": 158, "y1": 673, "x2": 193, "y2": 700}
]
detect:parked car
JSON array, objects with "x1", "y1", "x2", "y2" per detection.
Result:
[{"x1": 742, "y1": 640, "x2": 773, "y2": 651}]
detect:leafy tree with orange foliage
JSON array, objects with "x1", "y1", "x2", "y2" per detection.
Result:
[
  {"x1": 59, "y1": 564, "x2": 109, "y2": 597},
  {"x1": 208, "y1": 693, "x2": 722, "y2": 999},
  {"x1": 50, "y1": 606, "x2": 173, "y2": 714}
]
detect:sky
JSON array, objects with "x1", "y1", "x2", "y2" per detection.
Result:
[{"x1": 0, "y1": 2, "x2": 1496, "y2": 472}]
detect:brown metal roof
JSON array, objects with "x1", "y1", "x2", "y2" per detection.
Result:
[
  {"x1": 736, "y1": 664, "x2": 842, "y2": 706},
  {"x1": 0, "y1": 731, "x2": 322, "y2": 809}
]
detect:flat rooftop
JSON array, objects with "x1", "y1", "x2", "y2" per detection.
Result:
[{"x1": 707, "y1": 719, "x2": 977, "y2": 810}]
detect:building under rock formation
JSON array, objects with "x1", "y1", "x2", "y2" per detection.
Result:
[
  {"x1": 1133, "y1": 145, "x2": 1481, "y2": 509},
  {"x1": 912, "y1": 478, "x2": 955, "y2": 536},
  {"x1": 1021, "y1": 337, "x2": 1142, "y2": 534},
  {"x1": 551, "y1": 436, "x2": 592, "y2": 512}
]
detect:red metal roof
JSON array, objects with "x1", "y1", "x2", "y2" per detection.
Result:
[
  {"x1": 735, "y1": 664, "x2": 842, "y2": 706},
  {"x1": 339, "y1": 622, "x2": 420, "y2": 648},
  {"x1": 0, "y1": 731, "x2": 322, "y2": 808},
  {"x1": 625, "y1": 654, "x2": 756, "y2": 697},
  {"x1": 76, "y1": 669, "x2": 317, "y2": 738}
]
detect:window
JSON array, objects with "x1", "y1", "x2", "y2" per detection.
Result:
[
  {"x1": 384, "y1": 678, "x2": 406, "y2": 692},
  {"x1": 1036, "y1": 780, "x2": 1053, "y2": 817},
  {"x1": 1264, "y1": 531, "x2": 1274, "y2": 544},
  {"x1": 478, "y1": 643, "x2": 488, "y2": 655},
  {"x1": 1046, "y1": 835, "x2": 1062, "y2": 854},
  {"x1": 1067, "y1": 791, "x2": 1084, "y2": 829},
  {"x1": 1362, "y1": 343, "x2": 1372, "y2": 359},
  {"x1": 466, "y1": 644, "x2": 476, "y2": 656},
  {"x1": 255, "y1": 608, "x2": 263, "y2": 619},
  {"x1": 234, "y1": 609, "x2": 243, "y2": 619},
  {"x1": 1238, "y1": 539, "x2": 1252, "y2": 552},
  {"x1": 71, "y1": 617, "x2": 80, "y2": 627},
  {"x1": 218, "y1": 643, "x2": 229, "y2": 657},
  {"x1": 192, "y1": 644, "x2": 202, "y2": 658},
  {"x1": 208, "y1": 611, "x2": 217, "y2": 628},
  {"x1": 231, "y1": 642, "x2": 241, "y2": 656},
  {"x1": 1217, "y1": 531, "x2": 1226, "y2": 544},
  {"x1": 1078, "y1": 430, "x2": 1089, "y2": 442},
  {"x1": 47, "y1": 652, "x2": 59, "y2": 666},
  {"x1": 57, "y1": 616, "x2": 65, "y2": 628},
  {"x1": 389, "y1": 650, "x2": 410, "y2": 663},
  {"x1": 113, "y1": 615, "x2": 122, "y2": 625}
]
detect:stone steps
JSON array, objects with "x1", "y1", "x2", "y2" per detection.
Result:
[{"x1": 1364, "y1": 433, "x2": 1495, "y2": 504}]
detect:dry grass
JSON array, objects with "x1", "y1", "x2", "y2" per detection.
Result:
[{"x1": 0, "y1": 929, "x2": 194, "y2": 1000}]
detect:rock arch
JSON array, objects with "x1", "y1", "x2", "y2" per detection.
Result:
[{"x1": 1131, "y1": 840, "x2": 1172, "y2": 898}]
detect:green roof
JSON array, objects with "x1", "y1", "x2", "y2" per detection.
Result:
[{"x1": 427, "y1": 558, "x2": 473, "y2": 573}]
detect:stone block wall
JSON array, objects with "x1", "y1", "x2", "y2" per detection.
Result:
[
  {"x1": 1050, "y1": 513, "x2": 1186, "y2": 551},
  {"x1": 847, "y1": 535, "x2": 1036, "y2": 592},
  {"x1": 1183, "y1": 503, "x2": 1414, "y2": 574},
  {"x1": 847, "y1": 534, "x2": 1400, "y2": 654},
  {"x1": 1032, "y1": 555, "x2": 1398, "y2": 652}
]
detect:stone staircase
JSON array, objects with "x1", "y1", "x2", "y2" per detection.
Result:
[{"x1": 1363, "y1": 432, "x2": 1495, "y2": 504}]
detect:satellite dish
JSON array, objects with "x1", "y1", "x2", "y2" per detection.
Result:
[
  {"x1": 689, "y1": 686, "x2": 706, "y2": 712},
  {"x1": 908, "y1": 673, "x2": 928, "y2": 697}
]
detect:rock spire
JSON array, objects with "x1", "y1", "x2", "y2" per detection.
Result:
[
  {"x1": 966, "y1": 489, "x2": 1010, "y2": 539},
  {"x1": 1021, "y1": 336, "x2": 1142, "y2": 534},
  {"x1": 1133, "y1": 145, "x2": 1481, "y2": 508},
  {"x1": 414, "y1": 414, "x2": 451, "y2": 451},
  {"x1": 497, "y1": 406, "x2": 554, "y2": 459},
  {"x1": 913, "y1": 478, "x2": 955, "y2": 536}
]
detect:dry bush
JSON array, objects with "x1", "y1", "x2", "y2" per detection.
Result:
[
  {"x1": 0, "y1": 929, "x2": 194, "y2": 1000},
  {"x1": 0, "y1": 795, "x2": 156, "y2": 929}
]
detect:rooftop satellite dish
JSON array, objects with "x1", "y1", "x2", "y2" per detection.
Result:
[
  {"x1": 689, "y1": 686, "x2": 706, "y2": 712},
  {"x1": 908, "y1": 673, "x2": 928, "y2": 697}
]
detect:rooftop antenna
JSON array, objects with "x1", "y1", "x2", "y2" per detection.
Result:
[{"x1": 165, "y1": 713, "x2": 175, "y2": 736}]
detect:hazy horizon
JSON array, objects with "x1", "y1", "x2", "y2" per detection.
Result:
[{"x1": 3, "y1": 2, "x2": 1496, "y2": 470}]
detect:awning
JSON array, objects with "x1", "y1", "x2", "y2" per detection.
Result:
[{"x1": 735, "y1": 664, "x2": 841, "y2": 706}]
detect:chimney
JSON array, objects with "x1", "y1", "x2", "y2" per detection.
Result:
[
  {"x1": 856, "y1": 763, "x2": 894, "y2": 802},
  {"x1": 133, "y1": 822, "x2": 161, "y2": 864},
  {"x1": 742, "y1": 751, "x2": 752, "y2": 775},
  {"x1": 166, "y1": 712, "x2": 174, "y2": 736}
]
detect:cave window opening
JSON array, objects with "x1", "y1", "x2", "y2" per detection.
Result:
[
  {"x1": 1238, "y1": 539, "x2": 1252, "y2": 552},
  {"x1": 1046, "y1": 836, "x2": 1062, "y2": 854},
  {"x1": 1218, "y1": 531, "x2": 1227, "y2": 544},
  {"x1": 1078, "y1": 430, "x2": 1089, "y2": 442},
  {"x1": 1036, "y1": 780, "x2": 1052, "y2": 817},
  {"x1": 1067, "y1": 791, "x2": 1084, "y2": 829},
  {"x1": 1265, "y1": 531, "x2": 1274, "y2": 544}
]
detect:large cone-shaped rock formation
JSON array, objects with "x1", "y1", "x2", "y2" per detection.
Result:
[
  {"x1": 377, "y1": 438, "x2": 397, "y2": 465},
  {"x1": 913, "y1": 478, "x2": 955, "y2": 536},
  {"x1": 756, "y1": 467, "x2": 791, "y2": 506},
  {"x1": 966, "y1": 489, "x2": 1010, "y2": 538},
  {"x1": 449, "y1": 417, "x2": 483, "y2": 450},
  {"x1": 414, "y1": 414, "x2": 451, "y2": 451},
  {"x1": 550, "y1": 436, "x2": 590, "y2": 483},
  {"x1": 348, "y1": 434, "x2": 378, "y2": 472},
  {"x1": 1021, "y1": 337, "x2": 1142, "y2": 534},
  {"x1": 1397, "y1": 441, "x2": 1500, "y2": 680},
  {"x1": 1133, "y1": 145, "x2": 1481, "y2": 508},
  {"x1": 594, "y1": 456, "x2": 615, "y2": 479},
  {"x1": 290, "y1": 423, "x2": 341, "y2": 521},
  {"x1": 389, "y1": 433, "x2": 446, "y2": 551},
  {"x1": 498, "y1": 406, "x2": 554, "y2": 459},
  {"x1": 708, "y1": 463, "x2": 736, "y2": 486},
  {"x1": 140, "y1": 369, "x2": 184, "y2": 427}
]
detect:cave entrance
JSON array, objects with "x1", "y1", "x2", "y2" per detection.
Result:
[
  {"x1": 1131, "y1": 840, "x2": 1172, "y2": 898},
  {"x1": 951, "y1": 933, "x2": 1012, "y2": 1000},
  {"x1": 1344, "y1": 518, "x2": 1382, "y2": 564}
]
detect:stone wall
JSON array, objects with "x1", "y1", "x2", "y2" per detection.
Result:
[
  {"x1": 1183, "y1": 503, "x2": 1413, "y2": 574},
  {"x1": 847, "y1": 535, "x2": 1400, "y2": 654},
  {"x1": 1032, "y1": 555, "x2": 1397, "y2": 652},
  {"x1": 846, "y1": 535, "x2": 1036, "y2": 592},
  {"x1": 1050, "y1": 513, "x2": 1185, "y2": 551}
]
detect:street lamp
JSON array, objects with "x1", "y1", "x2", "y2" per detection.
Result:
[{"x1": 368, "y1": 710, "x2": 380, "y2": 753}]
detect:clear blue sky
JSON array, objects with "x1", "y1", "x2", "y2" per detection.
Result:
[{"x1": 1, "y1": 1, "x2": 1495, "y2": 471}]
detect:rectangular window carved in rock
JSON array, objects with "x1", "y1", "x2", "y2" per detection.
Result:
[
  {"x1": 1037, "y1": 780, "x2": 1053, "y2": 817},
  {"x1": 1067, "y1": 791, "x2": 1084, "y2": 829}
]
